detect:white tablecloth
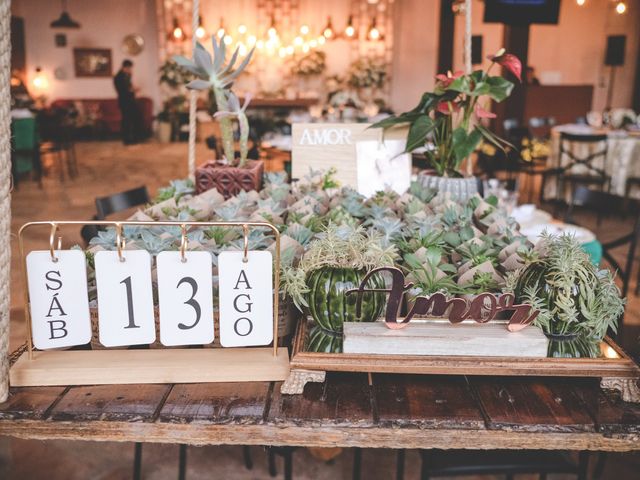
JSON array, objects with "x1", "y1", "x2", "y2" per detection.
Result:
[{"x1": 544, "y1": 125, "x2": 640, "y2": 200}]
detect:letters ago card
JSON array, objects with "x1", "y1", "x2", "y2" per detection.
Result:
[
  {"x1": 26, "y1": 250, "x2": 91, "y2": 350},
  {"x1": 218, "y1": 250, "x2": 273, "y2": 347},
  {"x1": 157, "y1": 251, "x2": 215, "y2": 346},
  {"x1": 94, "y1": 250, "x2": 156, "y2": 347}
]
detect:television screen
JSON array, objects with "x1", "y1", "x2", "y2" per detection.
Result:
[{"x1": 484, "y1": 0, "x2": 561, "y2": 25}]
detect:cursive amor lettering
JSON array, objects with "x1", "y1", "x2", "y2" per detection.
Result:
[{"x1": 346, "y1": 266, "x2": 539, "y2": 332}]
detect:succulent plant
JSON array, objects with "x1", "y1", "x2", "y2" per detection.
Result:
[{"x1": 173, "y1": 38, "x2": 254, "y2": 167}]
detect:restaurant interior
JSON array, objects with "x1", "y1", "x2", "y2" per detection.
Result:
[{"x1": 3, "y1": 0, "x2": 640, "y2": 478}]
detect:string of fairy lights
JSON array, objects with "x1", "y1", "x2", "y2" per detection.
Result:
[{"x1": 165, "y1": 0, "x2": 390, "y2": 59}]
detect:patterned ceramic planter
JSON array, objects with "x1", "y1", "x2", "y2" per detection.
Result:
[
  {"x1": 195, "y1": 159, "x2": 264, "y2": 199},
  {"x1": 418, "y1": 173, "x2": 479, "y2": 202}
]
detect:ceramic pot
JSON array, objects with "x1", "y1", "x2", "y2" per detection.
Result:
[
  {"x1": 418, "y1": 173, "x2": 479, "y2": 202},
  {"x1": 195, "y1": 159, "x2": 264, "y2": 198}
]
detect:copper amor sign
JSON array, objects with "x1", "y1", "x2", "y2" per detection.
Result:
[{"x1": 347, "y1": 267, "x2": 540, "y2": 332}]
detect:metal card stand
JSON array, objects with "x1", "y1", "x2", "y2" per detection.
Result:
[{"x1": 10, "y1": 220, "x2": 290, "y2": 387}]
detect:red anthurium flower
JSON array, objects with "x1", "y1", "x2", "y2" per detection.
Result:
[
  {"x1": 475, "y1": 103, "x2": 496, "y2": 119},
  {"x1": 437, "y1": 101, "x2": 460, "y2": 115},
  {"x1": 435, "y1": 70, "x2": 464, "y2": 87},
  {"x1": 487, "y1": 49, "x2": 522, "y2": 82}
]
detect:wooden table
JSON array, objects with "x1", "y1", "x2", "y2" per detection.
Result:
[{"x1": 0, "y1": 373, "x2": 639, "y2": 452}]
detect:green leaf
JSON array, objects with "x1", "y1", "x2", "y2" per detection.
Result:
[
  {"x1": 486, "y1": 76, "x2": 514, "y2": 102},
  {"x1": 409, "y1": 92, "x2": 438, "y2": 114},
  {"x1": 405, "y1": 115, "x2": 434, "y2": 152},
  {"x1": 470, "y1": 81, "x2": 491, "y2": 96},
  {"x1": 448, "y1": 75, "x2": 471, "y2": 93},
  {"x1": 370, "y1": 112, "x2": 419, "y2": 130},
  {"x1": 452, "y1": 127, "x2": 482, "y2": 164},
  {"x1": 425, "y1": 246, "x2": 442, "y2": 266}
]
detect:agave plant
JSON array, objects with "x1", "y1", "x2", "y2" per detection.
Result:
[{"x1": 173, "y1": 38, "x2": 254, "y2": 167}]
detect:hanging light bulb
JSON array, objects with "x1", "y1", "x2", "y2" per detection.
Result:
[
  {"x1": 309, "y1": 39, "x2": 318, "y2": 48},
  {"x1": 344, "y1": 15, "x2": 356, "y2": 38},
  {"x1": 32, "y1": 67, "x2": 48, "y2": 91},
  {"x1": 171, "y1": 17, "x2": 184, "y2": 40},
  {"x1": 322, "y1": 16, "x2": 334, "y2": 38},
  {"x1": 367, "y1": 16, "x2": 381, "y2": 41},
  {"x1": 217, "y1": 18, "x2": 225, "y2": 38},
  {"x1": 268, "y1": 16, "x2": 278, "y2": 38},
  {"x1": 238, "y1": 24, "x2": 247, "y2": 35},
  {"x1": 223, "y1": 34, "x2": 233, "y2": 45},
  {"x1": 286, "y1": 45, "x2": 294, "y2": 55},
  {"x1": 318, "y1": 36, "x2": 326, "y2": 45},
  {"x1": 576, "y1": 0, "x2": 586, "y2": 5},
  {"x1": 300, "y1": 24, "x2": 310, "y2": 35},
  {"x1": 195, "y1": 16, "x2": 206, "y2": 39},
  {"x1": 247, "y1": 35, "x2": 257, "y2": 46},
  {"x1": 615, "y1": 1, "x2": 626, "y2": 14},
  {"x1": 294, "y1": 36, "x2": 303, "y2": 46},
  {"x1": 302, "y1": 43, "x2": 310, "y2": 53}
]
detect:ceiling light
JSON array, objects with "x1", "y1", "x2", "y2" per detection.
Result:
[
  {"x1": 195, "y1": 16, "x2": 205, "y2": 39},
  {"x1": 615, "y1": 1, "x2": 626, "y2": 14},
  {"x1": 50, "y1": 0, "x2": 80, "y2": 29},
  {"x1": 322, "y1": 16, "x2": 334, "y2": 38},
  {"x1": 344, "y1": 15, "x2": 357, "y2": 38}
]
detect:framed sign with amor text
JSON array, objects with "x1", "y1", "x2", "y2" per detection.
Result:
[{"x1": 291, "y1": 123, "x2": 410, "y2": 196}]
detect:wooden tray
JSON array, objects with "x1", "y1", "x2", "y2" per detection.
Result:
[{"x1": 282, "y1": 319, "x2": 640, "y2": 402}]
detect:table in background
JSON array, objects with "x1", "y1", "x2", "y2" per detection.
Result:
[
  {"x1": 543, "y1": 125, "x2": 640, "y2": 201},
  {"x1": 0, "y1": 373, "x2": 638, "y2": 451}
]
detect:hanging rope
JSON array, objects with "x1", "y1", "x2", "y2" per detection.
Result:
[
  {"x1": 464, "y1": 0, "x2": 472, "y2": 74},
  {"x1": 0, "y1": 0, "x2": 12, "y2": 403},
  {"x1": 464, "y1": 0, "x2": 473, "y2": 176},
  {"x1": 188, "y1": 0, "x2": 200, "y2": 181}
]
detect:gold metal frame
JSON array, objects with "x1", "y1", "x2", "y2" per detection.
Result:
[{"x1": 18, "y1": 220, "x2": 281, "y2": 358}]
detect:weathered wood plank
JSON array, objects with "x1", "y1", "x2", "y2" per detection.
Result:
[
  {"x1": 49, "y1": 384, "x2": 171, "y2": 422},
  {"x1": 159, "y1": 382, "x2": 271, "y2": 424},
  {"x1": 372, "y1": 374, "x2": 485, "y2": 429},
  {"x1": 268, "y1": 372, "x2": 374, "y2": 427},
  {"x1": 470, "y1": 377, "x2": 597, "y2": 433},
  {"x1": 573, "y1": 379, "x2": 640, "y2": 435},
  {"x1": 0, "y1": 421, "x2": 638, "y2": 451},
  {"x1": 344, "y1": 322, "x2": 548, "y2": 357},
  {"x1": 0, "y1": 387, "x2": 67, "y2": 420}
]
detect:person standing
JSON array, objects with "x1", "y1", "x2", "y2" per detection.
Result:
[{"x1": 113, "y1": 59, "x2": 141, "y2": 145}]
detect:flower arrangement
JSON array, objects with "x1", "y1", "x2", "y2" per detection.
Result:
[
  {"x1": 373, "y1": 49, "x2": 522, "y2": 177},
  {"x1": 159, "y1": 60, "x2": 194, "y2": 89},
  {"x1": 347, "y1": 57, "x2": 387, "y2": 90},
  {"x1": 174, "y1": 38, "x2": 254, "y2": 168},
  {"x1": 291, "y1": 51, "x2": 326, "y2": 77}
]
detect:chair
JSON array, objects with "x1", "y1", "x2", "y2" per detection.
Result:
[
  {"x1": 552, "y1": 132, "x2": 610, "y2": 208},
  {"x1": 10, "y1": 117, "x2": 43, "y2": 188},
  {"x1": 565, "y1": 186, "x2": 640, "y2": 300},
  {"x1": 417, "y1": 450, "x2": 589, "y2": 480},
  {"x1": 80, "y1": 186, "x2": 150, "y2": 245},
  {"x1": 38, "y1": 108, "x2": 78, "y2": 181}
]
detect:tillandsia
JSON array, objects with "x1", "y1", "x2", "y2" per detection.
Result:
[
  {"x1": 173, "y1": 37, "x2": 255, "y2": 167},
  {"x1": 372, "y1": 48, "x2": 522, "y2": 177},
  {"x1": 508, "y1": 233, "x2": 625, "y2": 339}
]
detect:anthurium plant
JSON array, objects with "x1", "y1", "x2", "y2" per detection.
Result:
[
  {"x1": 373, "y1": 49, "x2": 522, "y2": 177},
  {"x1": 174, "y1": 38, "x2": 255, "y2": 168}
]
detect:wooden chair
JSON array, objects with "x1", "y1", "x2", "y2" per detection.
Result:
[
  {"x1": 551, "y1": 132, "x2": 610, "y2": 207},
  {"x1": 80, "y1": 186, "x2": 150, "y2": 245},
  {"x1": 565, "y1": 186, "x2": 640, "y2": 300}
]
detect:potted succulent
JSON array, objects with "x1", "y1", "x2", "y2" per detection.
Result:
[
  {"x1": 174, "y1": 38, "x2": 263, "y2": 198},
  {"x1": 282, "y1": 224, "x2": 396, "y2": 352},
  {"x1": 509, "y1": 234, "x2": 625, "y2": 340},
  {"x1": 373, "y1": 49, "x2": 522, "y2": 201}
]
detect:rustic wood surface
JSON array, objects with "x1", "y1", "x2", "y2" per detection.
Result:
[{"x1": 1, "y1": 373, "x2": 639, "y2": 451}]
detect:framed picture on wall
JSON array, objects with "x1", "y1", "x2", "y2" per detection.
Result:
[{"x1": 73, "y1": 48, "x2": 113, "y2": 77}]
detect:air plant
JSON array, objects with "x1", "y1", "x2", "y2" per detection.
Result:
[{"x1": 173, "y1": 38, "x2": 255, "y2": 167}]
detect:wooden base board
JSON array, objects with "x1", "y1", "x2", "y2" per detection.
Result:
[
  {"x1": 10, "y1": 347, "x2": 290, "y2": 387},
  {"x1": 343, "y1": 321, "x2": 549, "y2": 357}
]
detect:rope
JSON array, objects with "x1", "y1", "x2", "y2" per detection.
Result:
[
  {"x1": 464, "y1": 0, "x2": 472, "y2": 74},
  {"x1": 187, "y1": 0, "x2": 200, "y2": 181},
  {"x1": 464, "y1": 0, "x2": 473, "y2": 177},
  {"x1": 0, "y1": 0, "x2": 12, "y2": 402}
]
